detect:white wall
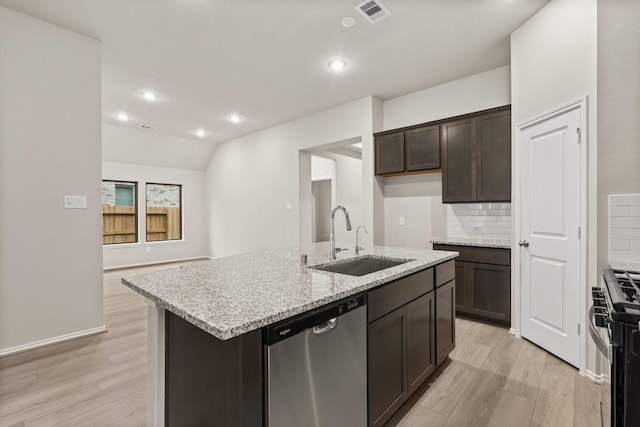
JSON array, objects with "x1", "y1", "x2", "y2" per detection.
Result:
[
  {"x1": 597, "y1": 0, "x2": 640, "y2": 271},
  {"x1": 103, "y1": 123, "x2": 217, "y2": 171},
  {"x1": 381, "y1": 66, "x2": 512, "y2": 249},
  {"x1": 205, "y1": 97, "x2": 378, "y2": 258},
  {"x1": 0, "y1": 7, "x2": 103, "y2": 355},
  {"x1": 510, "y1": 0, "x2": 597, "y2": 374},
  {"x1": 384, "y1": 174, "x2": 446, "y2": 249},
  {"x1": 102, "y1": 161, "x2": 208, "y2": 269},
  {"x1": 333, "y1": 154, "x2": 364, "y2": 250},
  {"x1": 383, "y1": 65, "x2": 511, "y2": 130},
  {"x1": 311, "y1": 156, "x2": 334, "y2": 181}
]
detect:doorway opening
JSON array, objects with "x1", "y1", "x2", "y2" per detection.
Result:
[{"x1": 299, "y1": 137, "x2": 364, "y2": 250}]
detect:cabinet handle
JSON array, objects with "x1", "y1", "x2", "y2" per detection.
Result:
[{"x1": 518, "y1": 240, "x2": 529, "y2": 247}]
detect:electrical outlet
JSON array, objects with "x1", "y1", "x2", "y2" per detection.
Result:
[{"x1": 146, "y1": 247, "x2": 151, "y2": 253}]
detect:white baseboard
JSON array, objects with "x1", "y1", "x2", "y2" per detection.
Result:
[
  {"x1": 103, "y1": 256, "x2": 210, "y2": 271},
  {"x1": 585, "y1": 369, "x2": 609, "y2": 384},
  {"x1": 0, "y1": 325, "x2": 107, "y2": 358}
]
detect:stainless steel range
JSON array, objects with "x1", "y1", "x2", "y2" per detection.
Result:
[{"x1": 590, "y1": 268, "x2": 640, "y2": 427}]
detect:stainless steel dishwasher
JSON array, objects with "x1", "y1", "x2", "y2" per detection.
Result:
[{"x1": 265, "y1": 293, "x2": 367, "y2": 427}]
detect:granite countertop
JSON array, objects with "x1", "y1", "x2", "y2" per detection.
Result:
[
  {"x1": 121, "y1": 243, "x2": 458, "y2": 341},
  {"x1": 609, "y1": 260, "x2": 640, "y2": 272},
  {"x1": 431, "y1": 237, "x2": 512, "y2": 249}
]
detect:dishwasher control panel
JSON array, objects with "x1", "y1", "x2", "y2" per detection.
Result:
[{"x1": 264, "y1": 293, "x2": 366, "y2": 345}]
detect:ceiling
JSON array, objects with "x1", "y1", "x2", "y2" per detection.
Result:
[{"x1": 0, "y1": 0, "x2": 549, "y2": 146}]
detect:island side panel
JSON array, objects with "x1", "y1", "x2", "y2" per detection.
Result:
[
  {"x1": 146, "y1": 300, "x2": 166, "y2": 427},
  {"x1": 165, "y1": 311, "x2": 263, "y2": 426}
]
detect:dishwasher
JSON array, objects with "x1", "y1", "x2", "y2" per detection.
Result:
[{"x1": 264, "y1": 293, "x2": 367, "y2": 427}]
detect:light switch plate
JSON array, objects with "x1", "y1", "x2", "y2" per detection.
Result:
[
  {"x1": 64, "y1": 195, "x2": 87, "y2": 209},
  {"x1": 399, "y1": 216, "x2": 405, "y2": 226}
]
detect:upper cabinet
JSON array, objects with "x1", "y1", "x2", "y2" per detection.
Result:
[
  {"x1": 374, "y1": 106, "x2": 511, "y2": 202},
  {"x1": 374, "y1": 125, "x2": 440, "y2": 176},
  {"x1": 475, "y1": 110, "x2": 512, "y2": 201},
  {"x1": 442, "y1": 107, "x2": 511, "y2": 203},
  {"x1": 375, "y1": 132, "x2": 405, "y2": 175}
]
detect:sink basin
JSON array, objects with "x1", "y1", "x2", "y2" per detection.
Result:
[{"x1": 310, "y1": 256, "x2": 412, "y2": 277}]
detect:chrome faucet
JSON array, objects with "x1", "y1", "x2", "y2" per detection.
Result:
[
  {"x1": 355, "y1": 225, "x2": 368, "y2": 255},
  {"x1": 329, "y1": 205, "x2": 352, "y2": 260}
]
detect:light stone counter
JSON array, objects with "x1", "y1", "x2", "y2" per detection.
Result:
[
  {"x1": 431, "y1": 237, "x2": 511, "y2": 249},
  {"x1": 122, "y1": 242, "x2": 458, "y2": 340},
  {"x1": 609, "y1": 260, "x2": 640, "y2": 272}
]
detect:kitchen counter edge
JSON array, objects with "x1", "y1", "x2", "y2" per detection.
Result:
[{"x1": 122, "y1": 245, "x2": 458, "y2": 341}]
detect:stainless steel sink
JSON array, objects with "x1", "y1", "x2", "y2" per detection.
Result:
[{"x1": 310, "y1": 256, "x2": 412, "y2": 277}]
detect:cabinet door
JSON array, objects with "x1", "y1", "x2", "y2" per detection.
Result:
[
  {"x1": 405, "y1": 125, "x2": 440, "y2": 171},
  {"x1": 436, "y1": 280, "x2": 456, "y2": 365},
  {"x1": 375, "y1": 132, "x2": 405, "y2": 175},
  {"x1": 368, "y1": 306, "x2": 407, "y2": 427},
  {"x1": 476, "y1": 110, "x2": 511, "y2": 201},
  {"x1": 407, "y1": 292, "x2": 436, "y2": 395},
  {"x1": 441, "y1": 118, "x2": 475, "y2": 202},
  {"x1": 454, "y1": 262, "x2": 468, "y2": 314},
  {"x1": 468, "y1": 263, "x2": 511, "y2": 326}
]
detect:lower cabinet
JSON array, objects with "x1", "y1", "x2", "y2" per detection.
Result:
[
  {"x1": 367, "y1": 262, "x2": 455, "y2": 427},
  {"x1": 434, "y1": 244, "x2": 511, "y2": 326},
  {"x1": 436, "y1": 280, "x2": 456, "y2": 365},
  {"x1": 368, "y1": 292, "x2": 435, "y2": 427}
]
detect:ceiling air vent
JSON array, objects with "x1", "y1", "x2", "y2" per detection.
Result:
[{"x1": 356, "y1": 0, "x2": 391, "y2": 24}]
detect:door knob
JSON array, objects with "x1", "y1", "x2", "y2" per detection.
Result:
[{"x1": 519, "y1": 240, "x2": 529, "y2": 247}]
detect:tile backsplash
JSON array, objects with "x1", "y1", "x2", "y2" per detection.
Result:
[
  {"x1": 447, "y1": 203, "x2": 512, "y2": 240},
  {"x1": 609, "y1": 194, "x2": 640, "y2": 263}
]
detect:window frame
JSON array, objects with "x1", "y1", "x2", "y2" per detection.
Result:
[
  {"x1": 145, "y1": 182, "x2": 183, "y2": 243},
  {"x1": 102, "y1": 180, "x2": 139, "y2": 245}
]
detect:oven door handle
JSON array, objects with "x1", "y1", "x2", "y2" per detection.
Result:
[{"x1": 588, "y1": 306, "x2": 611, "y2": 361}]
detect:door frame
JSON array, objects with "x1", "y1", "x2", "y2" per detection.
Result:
[{"x1": 512, "y1": 96, "x2": 589, "y2": 375}]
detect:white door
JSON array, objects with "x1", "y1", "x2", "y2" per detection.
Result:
[{"x1": 519, "y1": 107, "x2": 582, "y2": 367}]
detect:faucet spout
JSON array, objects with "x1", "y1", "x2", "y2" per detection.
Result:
[{"x1": 330, "y1": 206, "x2": 352, "y2": 260}]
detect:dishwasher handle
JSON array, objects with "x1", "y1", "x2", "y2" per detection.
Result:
[{"x1": 313, "y1": 318, "x2": 338, "y2": 335}]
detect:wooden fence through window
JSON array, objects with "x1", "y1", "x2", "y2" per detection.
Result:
[{"x1": 102, "y1": 206, "x2": 181, "y2": 244}]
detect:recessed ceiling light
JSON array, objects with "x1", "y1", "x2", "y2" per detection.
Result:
[
  {"x1": 228, "y1": 114, "x2": 241, "y2": 124},
  {"x1": 328, "y1": 59, "x2": 347, "y2": 71},
  {"x1": 116, "y1": 113, "x2": 130, "y2": 121},
  {"x1": 341, "y1": 16, "x2": 357, "y2": 27},
  {"x1": 141, "y1": 91, "x2": 158, "y2": 101},
  {"x1": 195, "y1": 129, "x2": 206, "y2": 137}
]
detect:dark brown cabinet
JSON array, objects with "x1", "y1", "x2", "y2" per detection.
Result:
[
  {"x1": 441, "y1": 107, "x2": 511, "y2": 203},
  {"x1": 368, "y1": 305, "x2": 408, "y2": 427},
  {"x1": 434, "y1": 244, "x2": 511, "y2": 326},
  {"x1": 367, "y1": 262, "x2": 454, "y2": 426},
  {"x1": 375, "y1": 132, "x2": 405, "y2": 174},
  {"x1": 374, "y1": 125, "x2": 440, "y2": 175},
  {"x1": 476, "y1": 110, "x2": 512, "y2": 201},
  {"x1": 436, "y1": 279, "x2": 456, "y2": 365},
  {"x1": 406, "y1": 125, "x2": 440, "y2": 171},
  {"x1": 441, "y1": 118, "x2": 475, "y2": 202},
  {"x1": 407, "y1": 292, "x2": 436, "y2": 395}
]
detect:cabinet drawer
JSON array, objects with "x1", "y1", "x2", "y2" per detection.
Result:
[
  {"x1": 433, "y1": 244, "x2": 510, "y2": 266},
  {"x1": 368, "y1": 268, "x2": 433, "y2": 323},
  {"x1": 435, "y1": 261, "x2": 455, "y2": 288}
]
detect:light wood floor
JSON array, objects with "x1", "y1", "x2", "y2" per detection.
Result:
[{"x1": 1, "y1": 263, "x2": 604, "y2": 426}]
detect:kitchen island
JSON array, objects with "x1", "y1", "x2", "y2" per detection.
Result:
[{"x1": 122, "y1": 243, "x2": 458, "y2": 426}]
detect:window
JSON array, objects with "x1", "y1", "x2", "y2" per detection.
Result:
[
  {"x1": 146, "y1": 183, "x2": 182, "y2": 242},
  {"x1": 102, "y1": 181, "x2": 137, "y2": 244}
]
